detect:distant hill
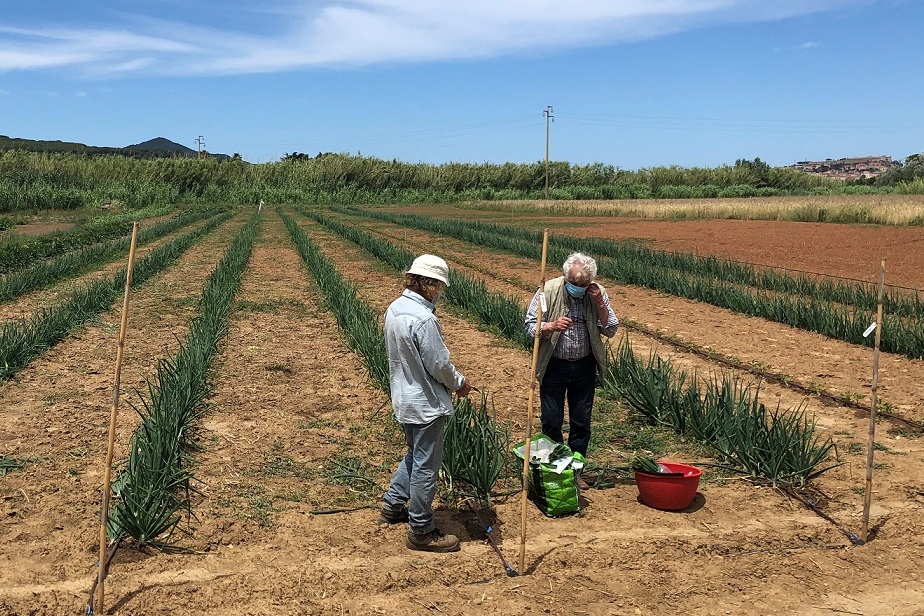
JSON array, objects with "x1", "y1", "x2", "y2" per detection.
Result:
[
  {"x1": 0, "y1": 135, "x2": 231, "y2": 161},
  {"x1": 125, "y1": 137, "x2": 198, "y2": 157}
]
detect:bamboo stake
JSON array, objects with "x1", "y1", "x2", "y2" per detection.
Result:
[
  {"x1": 96, "y1": 222, "x2": 139, "y2": 615},
  {"x1": 519, "y1": 229, "x2": 549, "y2": 573},
  {"x1": 861, "y1": 259, "x2": 885, "y2": 543}
]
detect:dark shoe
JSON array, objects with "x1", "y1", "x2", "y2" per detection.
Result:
[
  {"x1": 406, "y1": 528, "x2": 460, "y2": 553},
  {"x1": 378, "y1": 504, "x2": 409, "y2": 525},
  {"x1": 577, "y1": 473, "x2": 594, "y2": 490}
]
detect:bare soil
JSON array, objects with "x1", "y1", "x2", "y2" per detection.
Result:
[{"x1": 1, "y1": 206, "x2": 923, "y2": 615}]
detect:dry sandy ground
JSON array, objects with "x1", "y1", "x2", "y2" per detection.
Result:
[{"x1": 1, "y1": 206, "x2": 923, "y2": 615}]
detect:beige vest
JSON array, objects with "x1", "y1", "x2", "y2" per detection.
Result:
[{"x1": 534, "y1": 276, "x2": 608, "y2": 382}]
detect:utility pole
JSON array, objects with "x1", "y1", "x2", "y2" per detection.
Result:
[
  {"x1": 196, "y1": 135, "x2": 205, "y2": 159},
  {"x1": 543, "y1": 106, "x2": 554, "y2": 201}
]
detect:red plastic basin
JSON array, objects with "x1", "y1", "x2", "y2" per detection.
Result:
[{"x1": 634, "y1": 461, "x2": 702, "y2": 511}]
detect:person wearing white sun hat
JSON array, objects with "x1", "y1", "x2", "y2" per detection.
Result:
[{"x1": 380, "y1": 254, "x2": 472, "y2": 553}]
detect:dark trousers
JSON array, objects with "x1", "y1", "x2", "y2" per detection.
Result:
[{"x1": 539, "y1": 355, "x2": 596, "y2": 457}]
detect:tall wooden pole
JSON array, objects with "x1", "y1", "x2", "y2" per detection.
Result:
[
  {"x1": 97, "y1": 222, "x2": 139, "y2": 614},
  {"x1": 861, "y1": 259, "x2": 885, "y2": 543},
  {"x1": 519, "y1": 229, "x2": 550, "y2": 573}
]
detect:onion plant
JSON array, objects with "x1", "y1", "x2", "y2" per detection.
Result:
[
  {"x1": 602, "y1": 338, "x2": 840, "y2": 487},
  {"x1": 442, "y1": 393, "x2": 510, "y2": 503}
]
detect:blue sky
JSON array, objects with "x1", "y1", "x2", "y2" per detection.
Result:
[{"x1": 0, "y1": 0, "x2": 920, "y2": 168}]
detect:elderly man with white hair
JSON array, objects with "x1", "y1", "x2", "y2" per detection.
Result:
[
  {"x1": 379, "y1": 254, "x2": 472, "y2": 553},
  {"x1": 525, "y1": 252, "x2": 619, "y2": 463}
]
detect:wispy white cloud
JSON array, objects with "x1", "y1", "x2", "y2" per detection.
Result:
[
  {"x1": 0, "y1": 0, "x2": 861, "y2": 76},
  {"x1": 800, "y1": 41, "x2": 821, "y2": 48}
]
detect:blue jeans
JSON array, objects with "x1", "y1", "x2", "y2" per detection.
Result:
[
  {"x1": 540, "y1": 355, "x2": 596, "y2": 457},
  {"x1": 383, "y1": 415, "x2": 447, "y2": 534}
]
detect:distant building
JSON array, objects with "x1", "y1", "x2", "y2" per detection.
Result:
[{"x1": 789, "y1": 156, "x2": 894, "y2": 181}]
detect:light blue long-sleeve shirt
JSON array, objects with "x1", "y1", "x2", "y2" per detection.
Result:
[{"x1": 385, "y1": 289, "x2": 465, "y2": 424}]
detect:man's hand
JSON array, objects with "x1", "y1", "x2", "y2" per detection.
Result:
[
  {"x1": 587, "y1": 282, "x2": 606, "y2": 307},
  {"x1": 543, "y1": 316, "x2": 573, "y2": 333},
  {"x1": 457, "y1": 380, "x2": 473, "y2": 397}
]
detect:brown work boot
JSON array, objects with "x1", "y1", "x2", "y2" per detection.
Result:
[
  {"x1": 378, "y1": 504, "x2": 409, "y2": 525},
  {"x1": 406, "y1": 528, "x2": 460, "y2": 553}
]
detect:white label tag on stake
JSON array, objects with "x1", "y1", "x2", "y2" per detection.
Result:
[
  {"x1": 863, "y1": 322, "x2": 877, "y2": 338},
  {"x1": 538, "y1": 291, "x2": 547, "y2": 313}
]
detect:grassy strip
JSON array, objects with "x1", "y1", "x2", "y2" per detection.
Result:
[
  {"x1": 315, "y1": 207, "x2": 839, "y2": 486},
  {"x1": 0, "y1": 207, "x2": 223, "y2": 304},
  {"x1": 0, "y1": 213, "x2": 231, "y2": 382},
  {"x1": 0, "y1": 205, "x2": 172, "y2": 274},
  {"x1": 346, "y1": 207, "x2": 924, "y2": 359},
  {"x1": 108, "y1": 212, "x2": 260, "y2": 548}
]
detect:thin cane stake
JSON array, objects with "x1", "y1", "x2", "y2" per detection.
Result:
[
  {"x1": 97, "y1": 222, "x2": 139, "y2": 614},
  {"x1": 519, "y1": 229, "x2": 549, "y2": 573},
  {"x1": 861, "y1": 259, "x2": 885, "y2": 543}
]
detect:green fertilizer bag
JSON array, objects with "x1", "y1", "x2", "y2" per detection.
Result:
[{"x1": 513, "y1": 434, "x2": 585, "y2": 517}]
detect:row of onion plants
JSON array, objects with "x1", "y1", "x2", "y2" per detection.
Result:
[
  {"x1": 279, "y1": 209, "x2": 389, "y2": 390},
  {"x1": 318, "y1": 207, "x2": 838, "y2": 486},
  {"x1": 0, "y1": 204, "x2": 173, "y2": 274},
  {"x1": 0, "y1": 213, "x2": 231, "y2": 382},
  {"x1": 0, "y1": 207, "x2": 223, "y2": 304},
  {"x1": 343, "y1": 207, "x2": 924, "y2": 360},
  {"x1": 108, "y1": 212, "x2": 260, "y2": 547},
  {"x1": 297, "y1": 207, "x2": 526, "y2": 346},
  {"x1": 282, "y1": 208, "x2": 508, "y2": 501},
  {"x1": 602, "y1": 338, "x2": 839, "y2": 486},
  {"x1": 349, "y1": 206, "x2": 921, "y2": 319}
]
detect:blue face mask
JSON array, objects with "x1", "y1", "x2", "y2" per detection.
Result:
[{"x1": 565, "y1": 281, "x2": 587, "y2": 298}]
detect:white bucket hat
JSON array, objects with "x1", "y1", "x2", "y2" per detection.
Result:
[{"x1": 407, "y1": 254, "x2": 450, "y2": 286}]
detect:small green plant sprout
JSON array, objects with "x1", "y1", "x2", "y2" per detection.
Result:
[
  {"x1": 843, "y1": 390, "x2": 864, "y2": 404},
  {"x1": 846, "y1": 442, "x2": 864, "y2": 455}
]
